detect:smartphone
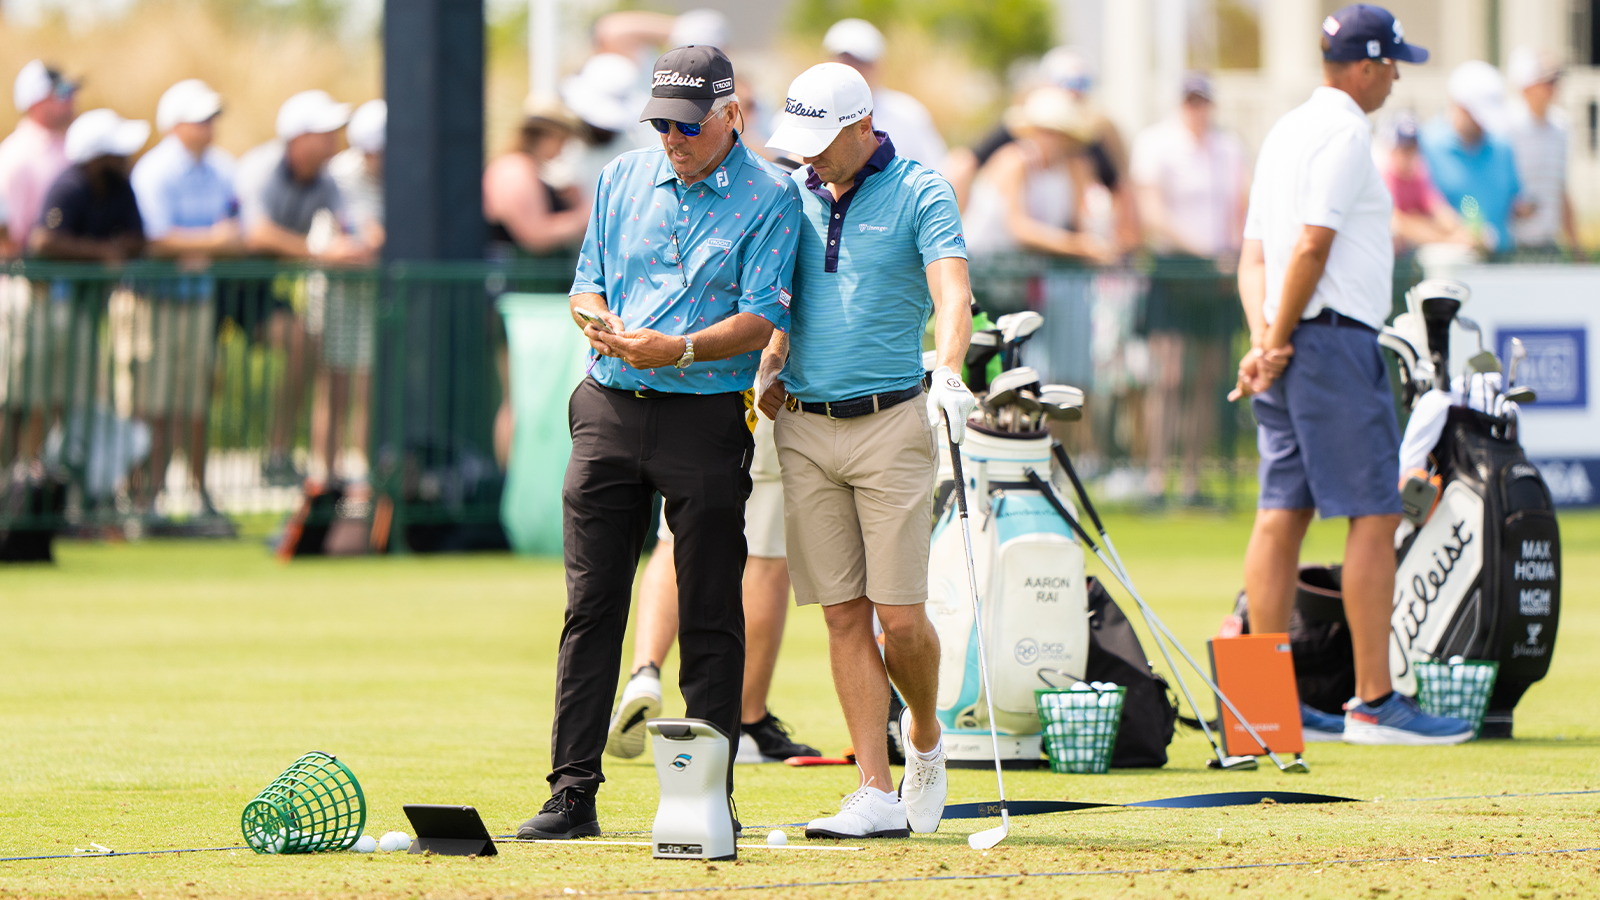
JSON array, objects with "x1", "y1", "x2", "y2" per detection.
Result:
[{"x1": 575, "y1": 308, "x2": 615, "y2": 334}]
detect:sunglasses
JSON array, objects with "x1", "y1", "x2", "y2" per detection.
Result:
[{"x1": 648, "y1": 107, "x2": 720, "y2": 138}]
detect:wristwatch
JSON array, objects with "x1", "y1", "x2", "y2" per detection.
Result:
[{"x1": 674, "y1": 334, "x2": 696, "y2": 369}]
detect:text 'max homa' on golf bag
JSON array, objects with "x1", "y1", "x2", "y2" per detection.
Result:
[
  {"x1": 1378, "y1": 279, "x2": 1560, "y2": 738},
  {"x1": 925, "y1": 419, "x2": 1177, "y2": 768}
]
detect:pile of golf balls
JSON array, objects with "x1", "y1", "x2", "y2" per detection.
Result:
[{"x1": 1041, "y1": 683, "x2": 1124, "y2": 772}]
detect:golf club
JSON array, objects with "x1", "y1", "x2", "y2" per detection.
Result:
[
  {"x1": 1038, "y1": 447, "x2": 1310, "y2": 774},
  {"x1": 1038, "y1": 384, "x2": 1084, "y2": 422},
  {"x1": 995, "y1": 311, "x2": 1044, "y2": 369},
  {"x1": 944, "y1": 412, "x2": 1011, "y2": 850},
  {"x1": 1507, "y1": 337, "x2": 1527, "y2": 388},
  {"x1": 1020, "y1": 469, "x2": 1256, "y2": 772},
  {"x1": 1455, "y1": 316, "x2": 1501, "y2": 375}
]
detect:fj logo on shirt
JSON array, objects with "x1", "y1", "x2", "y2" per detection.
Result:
[
  {"x1": 858, "y1": 223, "x2": 889, "y2": 233},
  {"x1": 784, "y1": 97, "x2": 827, "y2": 119},
  {"x1": 715, "y1": 169, "x2": 729, "y2": 188},
  {"x1": 653, "y1": 71, "x2": 705, "y2": 88}
]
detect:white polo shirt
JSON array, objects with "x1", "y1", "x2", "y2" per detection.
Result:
[
  {"x1": 1243, "y1": 86, "x2": 1393, "y2": 330},
  {"x1": 1130, "y1": 117, "x2": 1248, "y2": 257}
]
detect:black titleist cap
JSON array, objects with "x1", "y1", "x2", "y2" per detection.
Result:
[
  {"x1": 1322, "y1": 4, "x2": 1428, "y2": 63},
  {"x1": 640, "y1": 45, "x2": 736, "y2": 124}
]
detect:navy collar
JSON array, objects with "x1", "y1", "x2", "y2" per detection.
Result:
[{"x1": 804, "y1": 131, "x2": 896, "y2": 203}]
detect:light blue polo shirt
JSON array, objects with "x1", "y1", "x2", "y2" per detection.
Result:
[
  {"x1": 1418, "y1": 118, "x2": 1521, "y2": 252},
  {"x1": 130, "y1": 134, "x2": 238, "y2": 238},
  {"x1": 782, "y1": 133, "x2": 967, "y2": 402},
  {"x1": 571, "y1": 136, "x2": 801, "y2": 394}
]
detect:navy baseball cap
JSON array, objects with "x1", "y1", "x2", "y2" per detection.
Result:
[{"x1": 1321, "y1": 4, "x2": 1429, "y2": 64}]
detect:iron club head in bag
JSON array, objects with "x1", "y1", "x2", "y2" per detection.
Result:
[
  {"x1": 1455, "y1": 316, "x2": 1501, "y2": 375},
  {"x1": 1038, "y1": 384, "x2": 1084, "y2": 422}
]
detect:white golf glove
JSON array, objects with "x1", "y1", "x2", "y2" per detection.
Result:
[{"x1": 927, "y1": 365, "x2": 977, "y2": 444}]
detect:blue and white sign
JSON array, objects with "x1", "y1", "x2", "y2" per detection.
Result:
[
  {"x1": 1496, "y1": 327, "x2": 1587, "y2": 409},
  {"x1": 1421, "y1": 263, "x2": 1600, "y2": 506}
]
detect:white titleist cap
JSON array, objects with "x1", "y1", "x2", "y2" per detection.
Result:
[
  {"x1": 823, "y1": 18, "x2": 885, "y2": 63},
  {"x1": 276, "y1": 89, "x2": 351, "y2": 141},
  {"x1": 14, "y1": 59, "x2": 75, "y2": 113},
  {"x1": 156, "y1": 79, "x2": 223, "y2": 133},
  {"x1": 1448, "y1": 60, "x2": 1509, "y2": 134},
  {"x1": 347, "y1": 99, "x2": 386, "y2": 153},
  {"x1": 65, "y1": 108, "x2": 151, "y2": 163},
  {"x1": 766, "y1": 62, "x2": 873, "y2": 159}
]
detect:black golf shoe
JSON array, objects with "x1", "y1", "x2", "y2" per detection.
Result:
[
  {"x1": 517, "y1": 788, "x2": 601, "y2": 840},
  {"x1": 741, "y1": 711, "x2": 820, "y2": 761}
]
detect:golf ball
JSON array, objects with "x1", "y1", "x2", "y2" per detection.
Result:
[
  {"x1": 378, "y1": 831, "x2": 410, "y2": 852},
  {"x1": 1070, "y1": 681, "x2": 1092, "y2": 691},
  {"x1": 353, "y1": 835, "x2": 377, "y2": 853},
  {"x1": 767, "y1": 830, "x2": 787, "y2": 846},
  {"x1": 1449, "y1": 655, "x2": 1466, "y2": 665}
]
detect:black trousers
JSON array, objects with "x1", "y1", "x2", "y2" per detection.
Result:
[{"x1": 548, "y1": 377, "x2": 753, "y2": 796}]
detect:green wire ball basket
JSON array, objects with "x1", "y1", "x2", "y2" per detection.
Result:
[{"x1": 241, "y1": 751, "x2": 366, "y2": 854}]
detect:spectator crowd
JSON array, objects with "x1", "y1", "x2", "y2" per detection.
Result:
[{"x1": 0, "y1": 12, "x2": 1585, "y2": 512}]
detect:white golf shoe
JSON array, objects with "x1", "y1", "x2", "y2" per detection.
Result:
[
  {"x1": 804, "y1": 785, "x2": 909, "y2": 839},
  {"x1": 604, "y1": 665, "x2": 662, "y2": 759},
  {"x1": 897, "y1": 707, "x2": 947, "y2": 833}
]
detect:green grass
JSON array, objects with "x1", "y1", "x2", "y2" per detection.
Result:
[{"x1": 2, "y1": 511, "x2": 1599, "y2": 898}]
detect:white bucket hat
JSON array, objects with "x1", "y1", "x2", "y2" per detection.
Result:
[{"x1": 560, "y1": 54, "x2": 642, "y2": 133}]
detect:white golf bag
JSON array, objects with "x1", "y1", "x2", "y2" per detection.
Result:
[{"x1": 926, "y1": 425, "x2": 1089, "y2": 766}]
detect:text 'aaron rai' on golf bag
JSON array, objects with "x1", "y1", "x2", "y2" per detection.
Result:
[{"x1": 1380, "y1": 278, "x2": 1562, "y2": 739}]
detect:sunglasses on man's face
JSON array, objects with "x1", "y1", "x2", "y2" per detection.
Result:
[{"x1": 648, "y1": 107, "x2": 719, "y2": 138}]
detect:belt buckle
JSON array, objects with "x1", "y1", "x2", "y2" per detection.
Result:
[
  {"x1": 784, "y1": 395, "x2": 799, "y2": 413},
  {"x1": 634, "y1": 390, "x2": 648, "y2": 399},
  {"x1": 824, "y1": 401, "x2": 837, "y2": 419}
]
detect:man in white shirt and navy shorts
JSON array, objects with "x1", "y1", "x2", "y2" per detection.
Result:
[{"x1": 1233, "y1": 3, "x2": 1470, "y2": 746}]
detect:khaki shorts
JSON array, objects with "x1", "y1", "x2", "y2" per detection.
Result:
[
  {"x1": 775, "y1": 394, "x2": 936, "y2": 607},
  {"x1": 657, "y1": 415, "x2": 785, "y2": 557}
]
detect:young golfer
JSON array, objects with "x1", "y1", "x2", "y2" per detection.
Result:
[
  {"x1": 1232, "y1": 4, "x2": 1471, "y2": 745},
  {"x1": 759, "y1": 62, "x2": 976, "y2": 838},
  {"x1": 520, "y1": 45, "x2": 802, "y2": 840}
]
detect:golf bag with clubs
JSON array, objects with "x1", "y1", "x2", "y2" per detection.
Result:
[{"x1": 1379, "y1": 280, "x2": 1561, "y2": 738}]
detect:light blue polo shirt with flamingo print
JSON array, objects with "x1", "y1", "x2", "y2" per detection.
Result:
[{"x1": 570, "y1": 135, "x2": 801, "y2": 394}]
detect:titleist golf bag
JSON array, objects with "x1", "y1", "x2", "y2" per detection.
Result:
[{"x1": 1381, "y1": 280, "x2": 1561, "y2": 738}]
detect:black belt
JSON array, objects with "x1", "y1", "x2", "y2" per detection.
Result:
[
  {"x1": 592, "y1": 378, "x2": 722, "y2": 400},
  {"x1": 787, "y1": 384, "x2": 923, "y2": 419},
  {"x1": 1302, "y1": 309, "x2": 1376, "y2": 334}
]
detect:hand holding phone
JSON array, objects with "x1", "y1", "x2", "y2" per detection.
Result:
[{"x1": 576, "y1": 307, "x2": 616, "y2": 334}]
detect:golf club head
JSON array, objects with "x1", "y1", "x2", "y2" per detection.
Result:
[
  {"x1": 1505, "y1": 385, "x2": 1537, "y2": 404},
  {"x1": 1206, "y1": 755, "x2": 1259, "y2": 771},
  {"x1": 1279, "y1": 757, "x2": 1310, "y2": 774},
  {"x1": 1038, "y1": 384, "x2": 1084, "y2": 421},
  {"x1": 988, "y1": 366, "x2": 1041, "y2": 398},
  {"x1": 1465, "y1": 350, "x2": 1501, "y2": 374},
  {"x1": 1508, "y1": 337, "x2": 1527, "y2": 386},
  {"x1": 996, "y1": 311, "x2": 1044, "y2": 345},
  {"x1": 968, "y1": 813, "x2": 1009, "y2": 850}
]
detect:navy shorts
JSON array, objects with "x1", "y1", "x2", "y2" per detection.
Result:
[{"x1": 1251, "y1": 315, "x2": 1402, "y2": 519}]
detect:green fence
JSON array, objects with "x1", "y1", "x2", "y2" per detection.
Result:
[
  {"x1": 0, "y1": 258, "x2": 571, "y2": 549},
  {"x1": 0, "y1": 253, "x2": 1427, "y2": 546}
]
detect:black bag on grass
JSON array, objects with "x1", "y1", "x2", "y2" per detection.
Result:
[
  {"x1": 1085, "y1": 577, "x2": 1177, "y2": 768},
  {"x1": 1230, "y1": 565, "x2": 1355, "y2": 716}
]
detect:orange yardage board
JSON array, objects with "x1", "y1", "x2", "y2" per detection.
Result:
[{"x1": 1207, "y1": 634, "x2": 1304, "y2": 757}]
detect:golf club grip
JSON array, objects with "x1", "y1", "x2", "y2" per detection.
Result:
[
  {"x1": 1023, "y1": 469, "x2": 1099, "y2": 552},
  {"x1": 1050, "y1": 443, "x2": 1104, "y2": 533},
  {"x1": 945, "y1": 416, "x2": 968, "y2": 516}
]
